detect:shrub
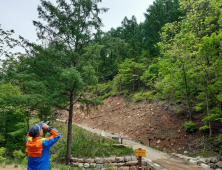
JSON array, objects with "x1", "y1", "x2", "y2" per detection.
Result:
[
  {"x1": 211, "y1": 134, "x2": 222, "y2": 153},
  {"x1": 183, "y1": 121, "x2": 197, "y2": 133},
  {"x1": 134, "y1": 92, "x2": 144, "y2": 102},
  {"x1": 13, "y1": 150, "x2": 26, "y2": 160},
  {"x1": 0, "y1": 147, "x2": 6, "y2": 156},
  {"x1": 143, "y1": 90, "x2": 156, "y2": 101},
  {"x1": 0, "y1": 156, "x2": 5, "y2": 163}
]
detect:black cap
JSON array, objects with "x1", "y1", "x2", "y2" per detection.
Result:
[{"x1": 29, "y1": 121, "x2": 43, "y2": 137}]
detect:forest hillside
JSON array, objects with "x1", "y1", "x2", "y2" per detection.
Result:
[{"x1": 1, "y1": 0, "x2": 222, "y2": 163}]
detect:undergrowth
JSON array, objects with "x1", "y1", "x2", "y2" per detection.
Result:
[
  {"x1": 50, "y1": 121, "x2": 133, "y2": 160},
  {"x1": 191, "y1": 152, "x2": 217, "y2": 158}
]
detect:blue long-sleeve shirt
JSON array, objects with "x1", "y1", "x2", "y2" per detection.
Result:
[{"x1": 26, "y1": 127, "x2": 61, "y2": 170}]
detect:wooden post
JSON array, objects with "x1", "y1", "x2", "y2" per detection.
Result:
[
  {"x1": 148, "y1": 138, "x2": 152, "y2": 146},
  {"x1": 138, "y1": 148, "x2": 142, "y2": 170}
]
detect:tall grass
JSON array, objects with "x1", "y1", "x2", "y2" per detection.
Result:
[{"x1": 51, "y1": 121, "x2": 133, "y2": 159}]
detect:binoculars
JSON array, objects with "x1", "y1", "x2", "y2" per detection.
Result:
[{"x1": 45, "y1": 121, "x2": 50, "y2": 125}]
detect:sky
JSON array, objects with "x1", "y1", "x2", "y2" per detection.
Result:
[{"x1": 0, "y1": 0, "x2": 154, "y2": 58}]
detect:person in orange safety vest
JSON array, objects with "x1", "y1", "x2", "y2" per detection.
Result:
[{"x1": 26, "y1": 121, "x2": 61, "y2": 170}]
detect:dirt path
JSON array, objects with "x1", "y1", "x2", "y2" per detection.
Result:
[
  {"x1": 0, "y1": 164, "x2": 26, "y2": 170},
  {"x1": 59, "y1": 119, "x2": 204, "y2": 170}
]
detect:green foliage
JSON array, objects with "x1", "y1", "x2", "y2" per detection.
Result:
[
  {"x1": 133, "y1": 90, "x2": 156, "y2": 102},
  {"x1": 79, "y1": 98, "x2": 104, "y2": 114},
  {"x1": 13, "y1": 150, "x2": 25, "y2": 160},
  {"x1": 141, "y1": 64, "x2": 160, "y2": 87},
  {"x1": 0, "y1": 147, "x2": 6, "y2": 156},
  {"x1": 2, "y1": 0, "x2": 222, "y2": 156},
  {"x1": 191, "y1": 152, "x2": 216, "y2": 158},
  {"x1": 143, "y1": 0, "x2": 184, "y2": 56},
  {"x1": 183, "y1": 121, "x2": 197, "y2": 133},
  {"x1": 50, "y1": 121, "x2": 133, "y2": 159},
  {"x1": 0, "y1": 156, "x2": 5, "y2": 163},
  {"x1": 211, "y1": 134, "x2": 222, "y2": 153},
  {"x1": 0, "y1": 25, "x2": 21, "y2": 72},
  {"x1": 0, "y1": 109, "x2": 27, "y2": 154},
  {"x1": 134, "y1": 92, "x2": 145, "y2": 102},
  {"x1": 143, "y1": 90, "x2": 156, "y2": 101},
  {"x1": 119, "y1": 59, "x2": 145, "y2": 92}
]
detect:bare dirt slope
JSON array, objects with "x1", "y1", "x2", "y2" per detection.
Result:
[{"x1": 58, "y1": 96, "x2": 202, "y2": 154}]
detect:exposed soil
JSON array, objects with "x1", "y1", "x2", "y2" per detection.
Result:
[{"x1": 57, "y1": 96, "x2": 207, "y2": 155}]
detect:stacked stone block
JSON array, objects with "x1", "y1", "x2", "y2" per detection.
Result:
[
  {"x1": 70, "y1": 156, "x2": 161, "y2": 170},
  {"x1": 172, "y1": 153, "x2": 222, "y2": 169}
]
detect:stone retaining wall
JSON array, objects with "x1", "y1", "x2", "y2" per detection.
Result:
[
  {"x1": 69, "y1": 156, "x2": 162, "y2": 170},
  {"x1": 172, "y1": 153, "x2": 222, "y2": 169}
]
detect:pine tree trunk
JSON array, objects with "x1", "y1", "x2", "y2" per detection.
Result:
[
  {"x1": 182, "y1": 63, "x2": 192, "y2": 119},
  {"x1": 120, "y1": 76, "x2": 122, "y2": 91},
  {"x1": 40, "y1": 110, "x2": 43, "y2": 121},
  {"x1": 66, "y1": 92, "x2": 74, "y2": 165},
  {"x1": 205, "y1": 86, "x2": 212, "y2": 137},
  {"x1": 44, "y1": 107, "x2": 47, "y2": 122}
]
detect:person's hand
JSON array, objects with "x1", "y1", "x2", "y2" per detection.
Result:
[{"x1": 42, "y1": 123, "x2": 49, "y2": 130}]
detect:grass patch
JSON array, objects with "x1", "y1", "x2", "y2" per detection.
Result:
[
  {"x1": 191, "y1": 152, "x2": 217, "y2": 158},
  {"x1": 51, "y1": 163, "x2": 82, "y2": 170},
  {"x1": 150, "y1": 146, "x2": 163, "y2": 152},
  {"x1": 0, "y1": 158, "x2": 27, "y2": 169},
  {"x1": 50, "y1": 121, "x2": 133, "y2": 160}
]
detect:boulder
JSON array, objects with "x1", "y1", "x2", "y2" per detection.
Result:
[
  {"x1": 211, "y1": 157, "x2": 219, "y2": 163},
  {"x1": 78, "y1": 163, "x2": 84, "y2": 168},
  {"x1": 70, "y1": 157, "x2": 78, "y2": 162},
  {"x1": 96, "y1": 164, "x2": 104, "y2": 169},
  {"x1": 125, "y1": 156, "x2": 132, "y2": 162},
  {"x1": 153, "y1": 163, "x2": 161, "y2": 170},
  {"x1": 84, "y1": 163, "x2": 90, "y2": 168},
  {"x1": 85, "y1": 158, "x2": 95, "y2": 163},
  {"x1": 119, "y1": 166, "x2": 129, "y2": 170},
  {"x1": 197, "y1": 161, "x2": 203, "y2": 166},
  {"x1": 183, "y1": 157, "x2": 191, "y2": 162},
  {"x1": 89, "y1": 163, "x2": 96, "y2": 168},
  {"x1": 125, "y1": 161, "x2": 138, "y2": 166},
  {"x1": 116, "y1": 157, "x2": 125, "y2": 162},
  {"x1": 145, "y1": 159, "x2": 153, "y2": 165},
  {"x1": 78, "y1": 158, "x2": 84, "y2": 163},
  {"x1": 216, "y1": 161, "x2": 222, "y2": 168},
  {"x1": 189, "y1": 159, "x2": 197, "y2": 164},
  {"x1": 104, "y1": 157, "x2": 115, "y2": 163},
  {"x1": 200, "y1": 163, "x2": 210, "y2": 169},
  {"x1": 117, "y1": 163, "x2": 126, "y2": 166},
  {"x1": 196, "y1": 156, "x2": 201, "y2": 160},
  {"x1": 70, "y1": 162, "x2": 78, "y2": 167},
  {"x1": 108, "y1": 163, "x2": 117, "y2": 167},
  {"x1": 209, "y1": 163, "x2": 217, "y2": 169},
  {"x1": 142, "y1": 160, "x2": 147, "y2": 166},
  {"x1": 129, "y1": 166, "x2": 137, "y2": 170},
  {"x1": 205, "y1": 157, "x2": 211, "y2": 163},
  {"x1": 95, "y1": 158, "x2": 104, "y2": 164},
  {"x1": 199, "y1": 158, "x2": 207, "y2": 163},
  {"x1": 131, "y1": 156, "x2": 137, "y2": 161}
]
